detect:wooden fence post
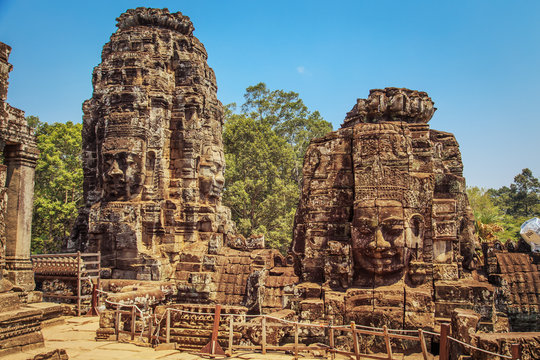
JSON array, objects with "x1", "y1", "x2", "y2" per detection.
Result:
[
  {"x1": 115, "y1": 308, "x2": 120, "y2": 341},
  {"x1": 328, "y1": 325, "x2": 335, "y2": 360},
  {"x1": 350, "y1": 322, "x2": 361, "y2": 360},
  {"x1": 511, "y1": 343, "x2": 521, "y2": 360},
  {"x1": 261, "y1": 316, "x2": 267, "y2": 354},
  {"x1": 440, "y1": 323, "x2": 450, "y2": 360},
  {"x1": 200, "y1": 304, "x2": 225, "y2": 355},
  {"x1": 166, "y1": 308, "x2": 171, "y2": 344},
  {"x1": 130, "y1": 306, "x2": 136, "y2": 340},
  {"x1": 148, "y1": 316, "x2": 153, "y2": 344},
  {"x1": 294, "y1": 322, "x2": 299, "y2": 359},
  {"x1": 383, "y1": 325, "x2": 393, "y2": 360},
  {"x1": 76, "y1": 251, "x2": 81, "y2": 317},
  {"x1": 227, "y1": 316, "x2": 234, "y2": 356},
  {"x1": 418, "y1": 329, "x2": 429, "y2": 360}
]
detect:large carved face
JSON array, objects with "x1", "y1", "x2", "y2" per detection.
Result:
[
  {"x1": 101, "y1": 137, "x2": 146, "y2": 201},
  {"x1": 352, "y1": 200, "x2": 407, "y2": 275},
  {"x1": 198, "y1": 147, "x2": 225, "y2": 202}
]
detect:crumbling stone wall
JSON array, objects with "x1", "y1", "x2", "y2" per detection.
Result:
[{"x1": 484, "y1": 241, "x2": 540, "y2": 332}]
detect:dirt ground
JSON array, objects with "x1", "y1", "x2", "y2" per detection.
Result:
[{"x1": 4, "y1": 316, "x2": 429, "y2": 360}]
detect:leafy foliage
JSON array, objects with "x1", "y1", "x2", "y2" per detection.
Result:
[
  {"x1": 240, "y1": 83, "x2": 332, "y2": 187},
  {"x1": 466, "y1": 187, "x2": 505, "y2": 242},
  {"x1": 468, "y1": 168, "x2": 540, "y2": 243},
  {"x1": 30, "y1": 117, "x2": 83, "y2": 253},
  {"x1": 223, "y1": 84, "x2": 332, "y2": 252},
  {"x1": 489, "y1": 168, "x2": 540, "y2": 217}
]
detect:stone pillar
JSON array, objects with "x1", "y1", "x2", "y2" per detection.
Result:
[{"x1": 3, "y1": 144, "x2": 38, "y2": 291}]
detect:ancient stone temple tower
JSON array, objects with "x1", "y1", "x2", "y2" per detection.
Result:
[
  {"x1": 290, "y1": 88, "x2": 485, "y2": 332},
  {"x1": 292, "y1": 88, "x2": 476, "y2": 287},
  {"x1": 74, "y1": 8, "x2": 235, "y2": 280},
  {"x1": 0, "y1": 41, "x2": 45, "y2": 355}
]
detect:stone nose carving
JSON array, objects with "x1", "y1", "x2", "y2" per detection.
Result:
[
  {"x1": 107, "y1": 159, "x2": 124, "y2": 179},
  {"x1": 369, "y1": 228, "x2": 391, "y2": 250}
]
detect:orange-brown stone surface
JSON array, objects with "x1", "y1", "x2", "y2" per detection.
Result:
[
  {"x1": 0, "y1": 41, "x2": 44, "y2": 357},
  {"x1": 291, "y1": 88, "x2": 477, "y2": 288},
  {"x1": 290, "y1": 88, "x2": 486, "y2": 348},
  {"x1": 72, "y1": 8, "x2": 235, "y2": 281},
  {"x1": 73, "y1": 9, "x2": 297, "y2": 319}
]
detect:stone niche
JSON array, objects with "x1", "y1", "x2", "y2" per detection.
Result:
[
  {"x1": 72, "y1": 8, "x2": 297, "y2": 314},
  {"x1": 290, "y1": 88, "x2": 492, "y2": 339},
  {"x1": 0, "y1": 41, "x2": 45, "y2": 356}
]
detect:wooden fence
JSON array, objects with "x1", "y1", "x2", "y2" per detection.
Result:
[
  {"x1": 32, "y1": 251, "x2": 101, "y2": 316},
  {"x1": 108, "y1": 303, "x2": 521, "y2": 360}
]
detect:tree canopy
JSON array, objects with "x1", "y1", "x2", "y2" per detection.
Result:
[
  {"x1": 29, "y1": 116, "x2": 83, "y2": 253},
  {"x1": 468, "y1": 168, "x2": 540, "y2": 243},
  {"x1": 223, "y1": 83, "x2": 332, "y2": 252}
]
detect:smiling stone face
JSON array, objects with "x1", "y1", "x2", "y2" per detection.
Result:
[
  {"x1": 198, "y1": 147, "x2": 225, "y2": 203},
  {"x1": 101, "y1": 137, "x2": 146, "y2": 201},
  {"x1": 352, "y1": 201, "x2": 406, "y2": 275}
]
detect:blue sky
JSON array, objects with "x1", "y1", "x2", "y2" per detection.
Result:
[{"x1": 0, "y1": 0, "x2": 539, "y2": 189}]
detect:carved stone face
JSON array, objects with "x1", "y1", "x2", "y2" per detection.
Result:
[
  {"x1": 352, "y1": 200, "x2": 407, "y2": 275},
  {"x1": 199, "y1": 148, "x2": 225, "y2": 201},
  {"x1": 102, "y1": 137, "x2": 146, "y2": 201}
]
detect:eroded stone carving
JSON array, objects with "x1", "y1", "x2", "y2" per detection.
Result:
[
  {"x1": 72, "y1": 8, "x2": 235, "y2": 280},
  {"x1": 290, "y1": 88, "x2": 487, "y2": 342},
  {"x1": 292, "y1": 88, "x2": 477, "y2": 288}
]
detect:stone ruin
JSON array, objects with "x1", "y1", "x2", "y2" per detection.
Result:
[
  {"x1": 77, "y1": 9, "x2": 540, "y2": 356},
  {"x1": 0, "y1": 41, "x2": 67, "y2": 356},
  {"x1": 289, "y1": 88, "x2": 497, "y2": 346},
  {"x1": 71, "y1": 8, "x2": 296, "y2": 313},
  {"x1": 288, "y1": 87, "x2": 540, "y2": 355},
  {"x1": 0, "y1": 6, "x2": 536, "y2": 359}
]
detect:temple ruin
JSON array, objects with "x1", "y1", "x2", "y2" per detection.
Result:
[
  {"x1": 0, "y1": 6, "x2": 538, "y2": 359},
  {"x1": 71, "y1": 8, "x2": 296, "y2": 313},
  {"x1": 71, "y1": 8, "x2": 234, "y2": 281},
  {"x1": 0, "y1": 41, "x2": 44, "y2": 355},
  {"x1": 290, "y1": 88, "x2": 494, "y2": 337}
]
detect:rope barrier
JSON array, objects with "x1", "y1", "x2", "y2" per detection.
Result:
[{"x1": 447, "y1": 336, "x2": 512, "y2": 359}]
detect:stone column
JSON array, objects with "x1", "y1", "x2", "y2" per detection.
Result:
[{"x1": 3, "y1": 144, "x2": 38, "y2": 291}]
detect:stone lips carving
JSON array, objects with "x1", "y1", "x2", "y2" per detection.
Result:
[{"x1": 72, "y1": 8, "x2": 235, "y2": 280}]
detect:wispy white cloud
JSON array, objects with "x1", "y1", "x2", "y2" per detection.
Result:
[{"x1": 296, "y1": 66, "x2": 305, "y2": 74}]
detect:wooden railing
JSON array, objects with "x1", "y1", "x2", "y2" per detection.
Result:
[
  {"x1": 31, "y1": 251, "x2": 101, "y2": 316},
  {"x1": 102, "y1": 301, "x2": 521, "y2": 360}
]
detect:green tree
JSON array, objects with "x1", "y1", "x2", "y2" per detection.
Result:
[
  {"x1": 466, "y1": 187, "x2": 505, "y2": 241},
  {"x1": 30, "y1": 117, "x2": 83, "y2": 253},
  {"x1": 490, "y1": 168, "x2": 540, "y2": 217},
  {"x1": 240, "y1": 83, "x2": 332, "y2": 186},
  {"x1": 223, "y1": 84, "x2": 332, "y2": 252}
]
